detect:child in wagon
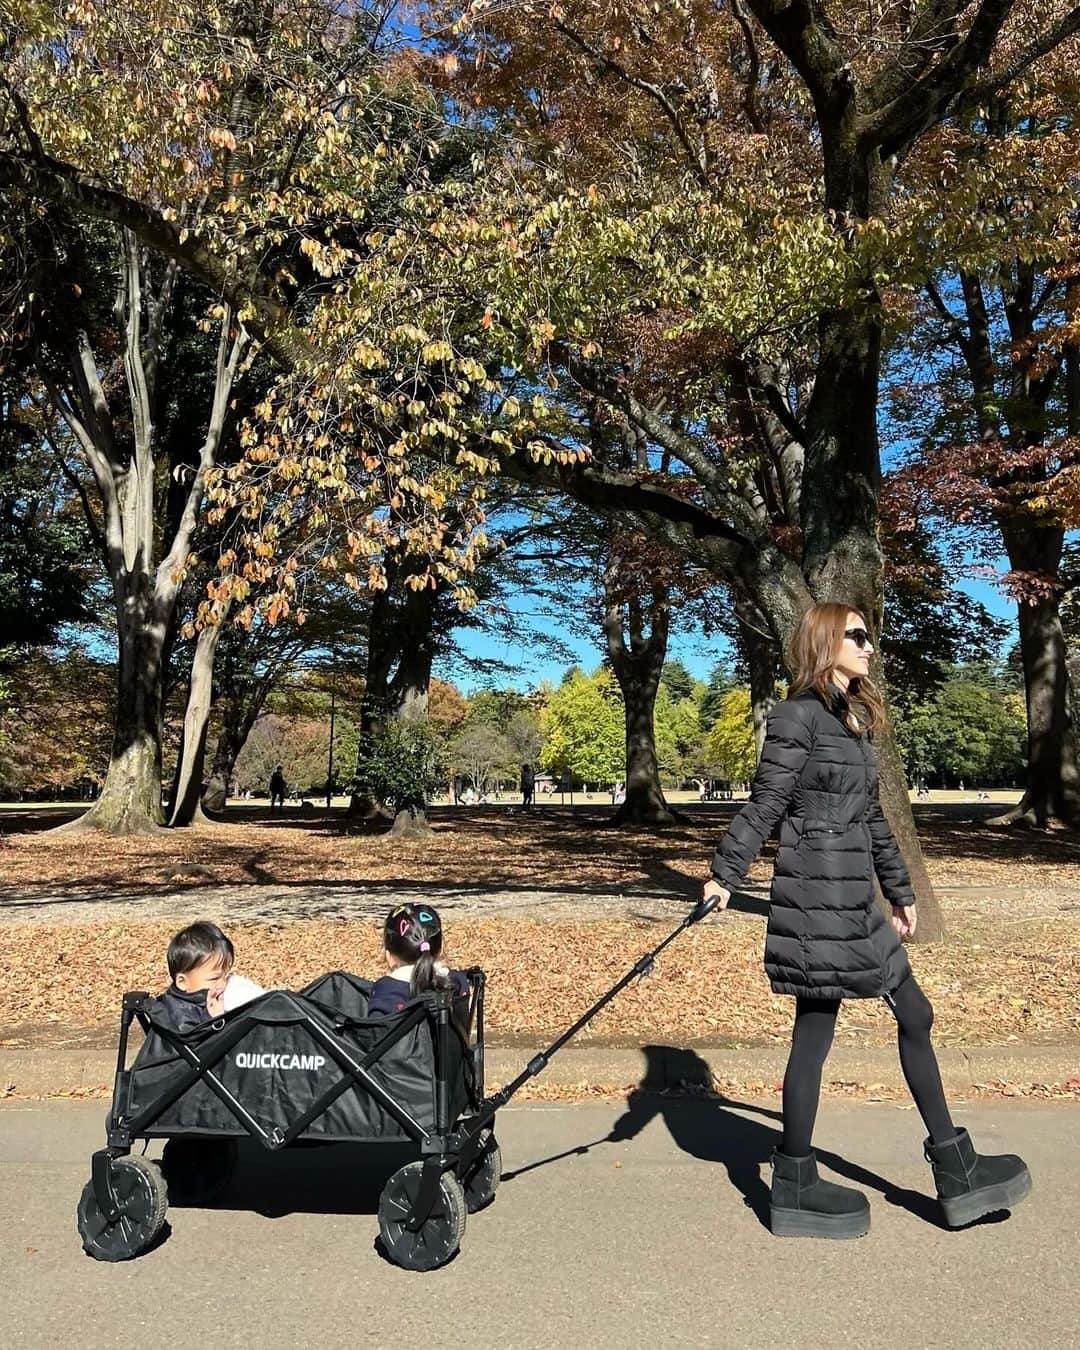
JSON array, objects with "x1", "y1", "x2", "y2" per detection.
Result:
[
  {"x1": 368, "y1": 903, "x2": 467, "y2": 1015},
  {"x1": 159, "y1": 921, "x2": 264, "y2": 1032}
]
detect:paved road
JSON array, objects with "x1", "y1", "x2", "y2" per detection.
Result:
[{"x1": 3, "y1": 1098, "x2": 1075, "y2": 1349}]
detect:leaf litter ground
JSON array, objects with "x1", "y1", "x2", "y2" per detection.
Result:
[{"x1": 2, "y1": 804, "x2": 1079, "y2": 1102}]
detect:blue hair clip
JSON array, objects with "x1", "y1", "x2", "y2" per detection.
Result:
[{"x1": 417, "y1": 909, "x2": 434, "y2": 923}]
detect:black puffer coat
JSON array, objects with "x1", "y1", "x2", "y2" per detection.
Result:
[{"x1": 710, "y1": 687, "x2": 913, "y2": 1000}]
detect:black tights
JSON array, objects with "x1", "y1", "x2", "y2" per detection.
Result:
[{"x1": 780, "y1": 975, "x2": 955, "y2": 1156}]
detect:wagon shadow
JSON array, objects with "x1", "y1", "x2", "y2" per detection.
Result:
[{"x1": 180, "y1": 1139, "x2": 420, "y2": 1218}]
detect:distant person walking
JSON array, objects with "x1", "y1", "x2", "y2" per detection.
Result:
[
  {"x1": 520, "y1": 763, "x2": 535, "y2": 809},
  {"x1": 268, "y1": 764, "x2": 287, "y2": 814},
  {"x1": 701, "y1": 602, "x2": 1030, "y2": 1238}
]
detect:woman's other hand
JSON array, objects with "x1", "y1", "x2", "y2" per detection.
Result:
[{"x1": 890, "y1": 904, "x2": 916, "y2": 939}]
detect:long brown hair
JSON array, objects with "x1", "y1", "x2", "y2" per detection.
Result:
[{"x1": 786, "y1": 602, "x2": 886, "y2": 736}]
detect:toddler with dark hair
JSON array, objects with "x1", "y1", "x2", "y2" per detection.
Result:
[
  {"x1": 368, "y1": 903, "x2": 467, "y2": 1016},
  {"x1": 159, "y1": 921, "x2": 263, "y2": 1032}
]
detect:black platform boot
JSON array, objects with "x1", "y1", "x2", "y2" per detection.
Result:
[
  {"x1": 769, "y1": 1150, "x2": 871, "y2": 1239},
  {"x1": 924, "y1": 1127, "x2": 1032, "y2": 1227}
]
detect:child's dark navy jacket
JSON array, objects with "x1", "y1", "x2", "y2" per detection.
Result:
[
  {"x1": 156, "y1": 984, "x2": 211, "y2": 1033},
  {"x1": 368, "y1": 969, "x2": 468, "y2": 1016}
]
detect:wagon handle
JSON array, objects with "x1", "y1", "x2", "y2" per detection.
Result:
[{"x1": 473, "y1": 898, "x2": 718, "y2": 1123}]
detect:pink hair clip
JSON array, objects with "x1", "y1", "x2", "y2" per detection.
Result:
[{"x1": 419, "y1": 941, "x2": 430, "y2": 952}]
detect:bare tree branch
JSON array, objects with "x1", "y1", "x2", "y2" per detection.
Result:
[
  {"x1": 970, "y1": 4, "x2": 1080, "y2": 101},
  {"x1": 741, "y1": 0, "x2": 851, "y2": 112},
  {"x1": 550, "y1": 17, "x2": 712, "y2": 188},
  {"x1": 558, "y1": 346, "x2": 726, "y2": 493},
  {"x1": 924, "y1": 276, "x2": 973, "y2": 364},
  {"x1": 730, "y1": 0, "x2": 766, "y2": 133},
  {"x1": 865, "y1": 0, "x2": 967, "y2": 112},
  {"x1": 33, "y1": 398, "x2": 108, "y2": 562},
  {"x1": 858, "y1": 0, "x2": 1018, "y2": 157},
  {"x1": 0, "y1": 150, "x2": 308, "y2": 371},
  {"x1": 156, "y1": 313, "x2": 251, "y2": 604},
  {"x1": 39, "y1": 368, "x2": 125, "y2": 587},
  {"x1": 0, "y1": 77, "x2": 46, "y2": 160}
]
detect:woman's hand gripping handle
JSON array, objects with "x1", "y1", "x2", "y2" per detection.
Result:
[{"x1": 689, "y1": 877, "x2": 732, "y2": 924}]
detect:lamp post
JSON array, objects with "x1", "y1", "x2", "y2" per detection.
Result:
[{"x1": 325, "y1": 660, "x2": 337, "y2": 809}]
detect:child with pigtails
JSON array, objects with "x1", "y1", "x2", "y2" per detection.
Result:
[{"x1": 367, "y1": 903, "x2": 468, "y2": 1016}]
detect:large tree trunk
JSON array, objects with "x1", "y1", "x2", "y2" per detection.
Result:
[
  {"x1": 991, "y1": 521, "x2": 1080, "y2": 827},
  {"x1": 168, "y1": 619, "x2": 225, "y2": 826},
  {"x1": 390, "y1": 805, "x2": 434, "y2": 838},
  {"x1": 618, "y1": 669, "x2": 674, "y2": 826},
  {"x1": 384, "y1": 585, "x2": 437, "y2": 830},
  {"x1": 348, "y1": 588, "x2": 396, "y2": 820},
  {"x1": 347, "y1": 697, "x2": 389, "y2": 820},
  {"x1": 737, "y1": 603, "x2": 779, "y2": 761},
  {"x1": 349, "y1": 574, "x2": 437, "y2": 828},
  {"x1": 991, "y1": 272, "x2": 1080, "y2": 827},
  {"x1": 953, "y1": 262, "x2": 1080, "y2": 830},
  {"x1": 40, "y1": 237, "x2": 247, "y2": 835},
  {"x1": 62, "y1": 596, "x2": 167, "y2": 834},
  {"x1": 603, "y1": 563, "x2": 675, "y2": 826}
]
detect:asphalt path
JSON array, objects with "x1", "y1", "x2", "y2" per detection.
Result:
[{"x1": 3, "y1": 1098, "x2": 1074, "y2": 1349}]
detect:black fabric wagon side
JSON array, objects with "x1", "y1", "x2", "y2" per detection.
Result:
[
  {"x1": 78, "y1": 970, "x2": 499, "y2": 1270},
  {"x1": 77, "y1": 895, "x2": 722, "y2": 1271},
  {"x1": 123, "y1": 973, "x2": 475, "y2": 1143}
]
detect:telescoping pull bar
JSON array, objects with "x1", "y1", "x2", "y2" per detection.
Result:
[{"x1": 476, "y1": 892, "x2": 723, "y2": 1122}]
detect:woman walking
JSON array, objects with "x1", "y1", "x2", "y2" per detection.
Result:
[{"x1": 702, "y1": 603, "x2": 1030, "y2": 1237}]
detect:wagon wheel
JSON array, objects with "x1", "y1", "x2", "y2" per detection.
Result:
[
  {"x1": 460, "y1": 1129, "x2": 502, "y2": 1213},
  {"x1": 160, "y1": 1137, "x2": 239, "y2": 1206},
  {"x1": 378, "y1": 1162, "x2": 467, "y2": 1271},
  {"x1": 77, "y1": 1155, "x2": 168, "y2": 1262}
]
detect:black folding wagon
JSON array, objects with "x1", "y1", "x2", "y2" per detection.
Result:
[{"x1": 77, "y1": 894, "x2": 720, "y2": 1270}]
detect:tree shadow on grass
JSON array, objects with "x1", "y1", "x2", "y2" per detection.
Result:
[
  {"x1": 7, "y1": 799, "x2": 1077, "y2": 910},
  {"x1": 267, "y1": 799, "x2": 1080, "y2": 868},
  {"x1": 6, "y1": 798, "x2": 1078, "y2": 878}
]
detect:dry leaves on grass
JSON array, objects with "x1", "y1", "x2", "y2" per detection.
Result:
[
  {"x1": 6, "y1": 806, "x2": 1080, "y2": 898},
  {"x1": 5, "y1": 1078, "x2": 1080, "y2": 1105},
  {"x1": 2, "y1": 916, "x2": 1079, "y2": 1048},
  {"x1": 0, "y1": 812, "x2": 710, "y2": 894}
]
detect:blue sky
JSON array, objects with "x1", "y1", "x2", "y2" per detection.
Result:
[{"x1": 442, "y1": 560, "x2": 1018, "y2": 695}]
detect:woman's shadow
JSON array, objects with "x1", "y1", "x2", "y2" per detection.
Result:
[{"x1": 515, "y1": 1045, "x2": 956, "y2": 1230}]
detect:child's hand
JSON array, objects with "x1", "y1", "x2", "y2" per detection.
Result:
[{"x1": 206, "y1": 988, "x2": 226, "y2": 1018}]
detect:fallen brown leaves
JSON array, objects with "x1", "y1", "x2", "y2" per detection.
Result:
[
  {"x1": 0, "y1": 809, "x2": 706, "y2": 893},
  {"x1": 4, "y1": 1078, "x2": 1079, "y2": 1105},
  {"x1": 2, "y1": 914, "x2": 1078, "y2": 1049},
  {"x1": 5, "y1": 803, "x2": 1080, "y2": 898}
]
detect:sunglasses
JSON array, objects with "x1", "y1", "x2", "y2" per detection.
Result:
[{"x1": 844, "y1": 628, "x2": 872, "y2": 650}]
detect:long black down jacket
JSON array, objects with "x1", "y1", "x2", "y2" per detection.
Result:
[{"x1": 710, "y1": 686, "x2": 913, "y2": 1000}]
